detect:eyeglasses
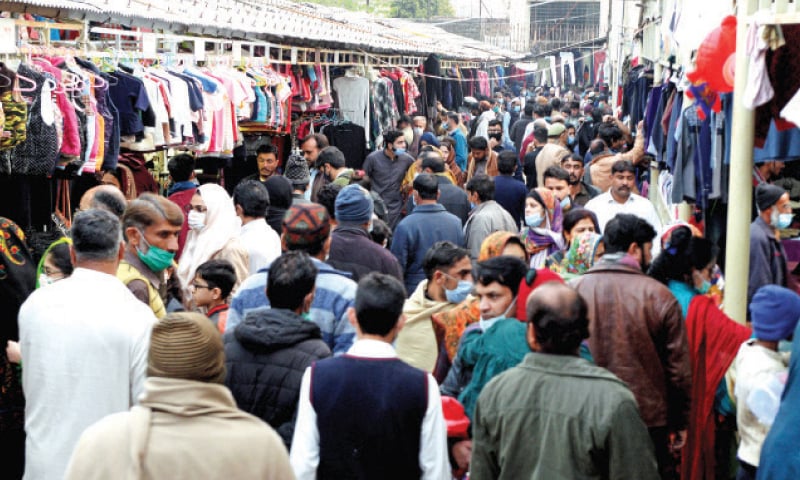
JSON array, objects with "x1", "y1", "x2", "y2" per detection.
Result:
[
  {"x1": 185, "y1": 204, "x2": 208, "y2": 213},
  {"x1": 192, "y1": 283, "x2": 212, "y2": 290}
]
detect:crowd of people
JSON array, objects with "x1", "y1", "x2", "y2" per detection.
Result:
[{"x1": 0, "y1": 85, "x2": 799, "y2": 480}]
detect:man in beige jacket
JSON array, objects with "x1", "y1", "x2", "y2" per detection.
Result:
[
  {"x1": 64, "y1": 312, "x2": 294, "y2": 480},
  {"x1": 396, "y1": 241, "x2": 473, "y2": 372}
]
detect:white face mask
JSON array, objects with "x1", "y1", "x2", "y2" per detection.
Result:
[
  {"x1": 188, "y1": 210, "x2": 206, "y2": 231},
  {"x1": 38, "y1": 273, "x2": 57, "y2": 287}
]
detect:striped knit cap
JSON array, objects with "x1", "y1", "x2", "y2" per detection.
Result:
[
  {"x1": 147, "y1": 312, "x2": 226, "y2": 384},
  {"x1": 282, "y1": 203, "x2": 331, "y2": 247}
]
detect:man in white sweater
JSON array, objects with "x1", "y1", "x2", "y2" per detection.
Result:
[{"x1": 19, "y1": 209, "x2": 157, "y2": 480}]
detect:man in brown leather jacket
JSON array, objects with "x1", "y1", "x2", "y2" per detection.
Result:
[{"x1": 571, "y1": 213, "x2": 691, "y2": 478}]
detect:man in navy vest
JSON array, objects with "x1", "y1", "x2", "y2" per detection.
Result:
[{"x1": 290, "y1": 273, "x2": 449, "y2": 480}]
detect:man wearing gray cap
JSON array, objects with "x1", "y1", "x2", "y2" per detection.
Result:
[
  {"x1": 749, "y1": 183, "x2": 793, "y2": 304},
  {"x1": 327, "y1": 184, "x2": 403, "y2": 283},
  {"x1": 534, "y1": 122, "x2": 570, "y2": 187}
]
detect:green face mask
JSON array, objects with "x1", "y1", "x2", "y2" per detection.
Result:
[{"x1": 136, "y1": 230, "x2": 175, "y2": 272}]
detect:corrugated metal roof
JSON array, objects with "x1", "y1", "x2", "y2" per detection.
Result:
[{"x1": 0, "y1": 0, "x2": 524, "y2": 60}]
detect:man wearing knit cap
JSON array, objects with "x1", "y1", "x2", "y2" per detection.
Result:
[
  {"x1": 732, "y1": 285, "x2": 800, "y2": 479},
  {"x1": 64, "y1": 312, "x2": 294, "y2": 480},
  {"x1": 226, "y1": 203, "x2": 357, "y2": 355},
  {"x1": 328, "y1": 184, "x2": 404, "y2": 283},
  {"x1": 284, "y1": 153, "x2": 312, "y2": 205},
  {"x1": 748, "y1": 183, "x2": 793, "y2": 304}
]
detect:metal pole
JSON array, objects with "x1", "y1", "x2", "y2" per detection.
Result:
[{"x1": 723, "y1": 0, "x2": 758, "y2": 325}]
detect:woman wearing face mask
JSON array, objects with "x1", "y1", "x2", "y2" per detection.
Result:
[
  {"x1": 548, "y1": 231, "x2": 604, "y2": 281},
  {"x1": 648, "y1": 225, "x2": 751, "y2": 480},
  {"x1": 35, "y1": 237, "x2": 74, "y2": 288},
  {"x1": 544, "y1": 208, "x2": 600, "y2": 269},
  {"x1": 177, "y1": 183, "x2": 250, "y2": 305},
  {"x1": 520, "y1": 188, "x2": 565, "y2": 268}
]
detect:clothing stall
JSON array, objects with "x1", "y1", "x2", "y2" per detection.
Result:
[{"x1": 0, "y1": 6, "x2": 523, "y2": 256}]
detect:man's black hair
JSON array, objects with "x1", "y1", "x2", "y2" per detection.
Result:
[
  {"x1": 316, "y1": 183, "x2": 342, "y2": 220},
  {"x1": 167, "y1": 154, "x2": 195, "y2": 182},
  {"x1": 543, "y1": 165, "x2": 570, "y2": 183},
  {"x1": 422, "y1": 241, "x2": 470, "y2": 282},
  {"x1": 497, "y1": 151, "x2": 518, "y2": 175},
  {"x1": 466, "y1": 174, "x2": 495, "y2": 202},
  {"x1": 446, "y1": 112, "x2": 460, "y2": 124},
  {"x1": 524, "y1": 101, "x2": 535, "y2": 117},
  {"x1": 196, "y1": 259, "x2": 237, "y2": 300},
  {"x1": 475, "y1": 256, "x2": 528, "y2": 297},
  {"x1": 527, "y1": 283, "x2": 589, "y2": 354},
  {"x1": 256, "y1": 144, "x2": 278, "y2": 156},
  {"x1": 533, "y1": 125, "x2": 548, "y2": 144},
  {"x1": 420, "y1": 152, "x2": 446, "y2": 173},
  {"x1": 354, "y1": 273, "x2": 407, "y2": 335},
  {"x1": 468, "y1": 136, "x2": 488, "y2": 151},
  {"x1": 233, "y1": 180, "x2": 270, "y2": 218},
  {"x1": 317, "y1": 146, "x2": 346, "y2": 169},
  {"x1": 611, "y1": 160, "x2": 636, "y2": 175},
  {"x1": 92, "y1": 190, "x2": 127, "y2": 218},
  {"x1": 488, "y1": 119, "x2": 502, "y2": 129},
  {"x1": 533, "y1": 103, "x2": 552, "y2": 118},
  {"x1": 267, "y1": 251, "x2": 318, "y2": 310},
  {"x1": 413, "y1": 173, "x2": 438, "y2": 200},
  {"x1": 597, "y1": 122, "x2": 623, "y2": 147},
  {"x1": 603, "y1": 213, "x2": 656, "y2": 254},
  {"x1": 383, "y1": 130, "x2": 404, "y2": 148}
]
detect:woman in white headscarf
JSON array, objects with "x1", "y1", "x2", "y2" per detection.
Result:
[{"x1": 177, "y1": 183, "x2": 249, "y2": 304}]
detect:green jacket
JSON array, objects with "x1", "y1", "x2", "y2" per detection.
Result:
[
  {"x1": 472, "y1": 352, "x2": 659, "y2": 480},
  {"x1": 457, "y1": 319, "x2": 529, "y2": 420}
]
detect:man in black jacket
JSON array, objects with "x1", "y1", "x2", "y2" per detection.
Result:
[{"x1": 224, "y1": 251, "x2": 331, "y2": 448}]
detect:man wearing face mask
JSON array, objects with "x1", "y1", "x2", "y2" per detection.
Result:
[
  {"x1": 571, "y1": 213, "x2": 690, "y2": 478},
  {"x1": 117, "y1": 194, "x2": 184, "y2": 319},
  {"x1": 363, "y1": 129, "x2": 415, "y2": 229},
  {"x1": 543, "y1": 165, "x2": 574, "y2": 212},
  {"x1": 748, "y1": 183, "x2": 793, "y2": 305},
  {"x1": 396, "y1": 241, "x2": 473, "y2": 373},
  {"x1": 440, "y1": 256, "x2": 529, "y2": 472}
]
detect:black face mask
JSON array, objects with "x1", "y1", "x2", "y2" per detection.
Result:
[{"x1": 489, "y1": 133, "x2": 502, "y2": 141}]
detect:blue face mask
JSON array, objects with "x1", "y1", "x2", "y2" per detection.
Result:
[
  {"x1": 568, "y1": 135, "x2": 575, "y2": 145},
  {"x1": 779, "y1": 213, "x2": 793, "y2": 229},
  {"x1": 136, "y1": 230, "x2": 175, "y2": 272},
  {"x1": 479, "y1": 297, "x2": 517, "y2": 332},
  {"x1": 697, "y1": 280, "x2": 711, "y2": 294},
  {"x1": 512, "y1": 105, "x2": 521, "y2": 113},
  {"x1": 394, "y1": 147, "x2": 407, "y2": 156},
  {"x1": 560, "y1": 196, "x2": 571, "y2": 211},
  {"x1": 525, "y1": 214, "x2": 544, "y2": 228},
  {"x1": 445, "y1": 279, "x2": 473, "y2": 304},
  {"x1": 470, "y1": 202, "x2": 476, "y2": 210}
]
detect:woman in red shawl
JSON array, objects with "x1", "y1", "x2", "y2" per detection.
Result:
[{"x1": 649, "y1": 226, "x2": 751, "y2": 480}]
